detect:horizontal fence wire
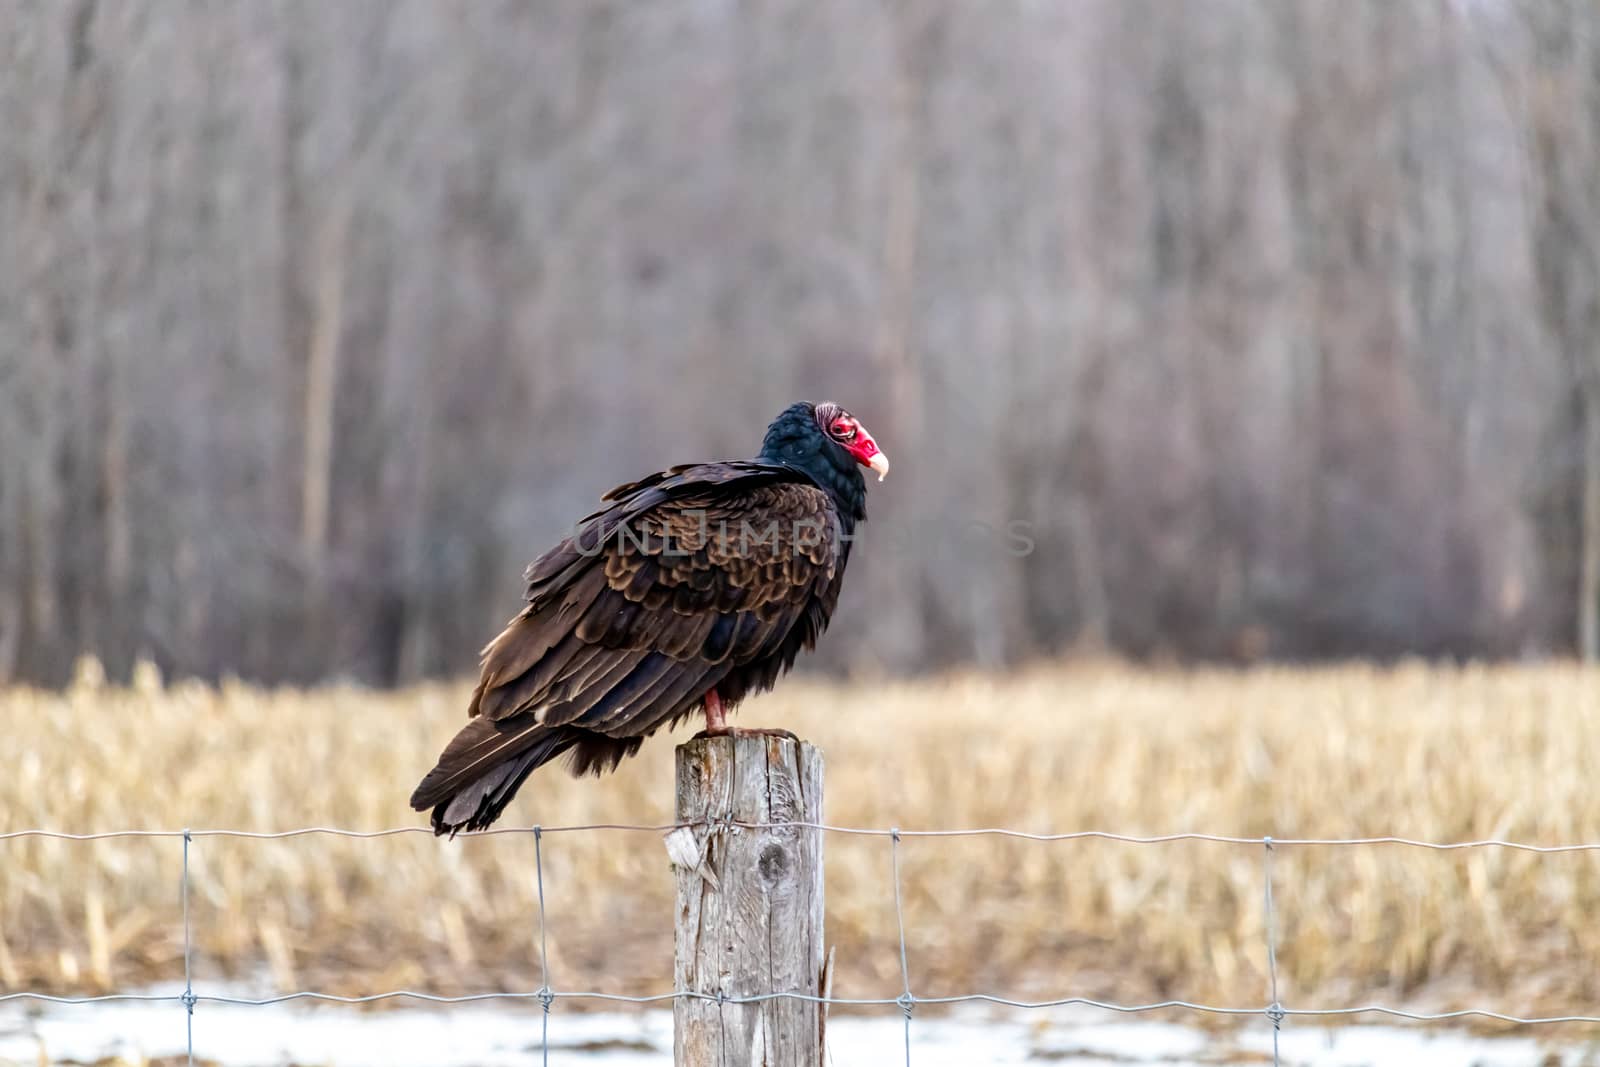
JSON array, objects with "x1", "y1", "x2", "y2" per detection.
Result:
[
  {"x1": 5, "y1": 988, "x2": 1600, "y2": 1024},
  {"x1": 6, "y1": 823, "x2": 1600, "y2": 850},
  {"x1": 5, "y1": 821, "x2": 1600, "y2": 1067}
]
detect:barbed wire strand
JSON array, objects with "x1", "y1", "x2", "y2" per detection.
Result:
[
  {"x1": 1263, "y1": 837, "x2": 1283, "y2": 1067},
  {"x1": 534, "y1": 825, "x2": 552, "y2": 1067},
  {"x1": 181, "y1": 828, "x2": 194, "y2": 1067},
  {"x1": 8, "y1": 823, "x2": 1600, "y2": 852},
  {"x1": 890, "y1": 828, "x2": 914, "y2": 1066}
]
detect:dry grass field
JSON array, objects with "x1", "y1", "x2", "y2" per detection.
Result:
[{"x1": 3, "y1": 659, "x2": 1600, "y2": 1022}]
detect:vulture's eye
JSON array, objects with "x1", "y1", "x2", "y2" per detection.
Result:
[{"x1": 830, "y1": 419, "x2": 857, "y2": 441}]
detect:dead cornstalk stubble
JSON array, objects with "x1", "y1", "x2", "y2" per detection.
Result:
[{"x1": 4, "y1": 659, "x2": 1599, "y2": 1023}]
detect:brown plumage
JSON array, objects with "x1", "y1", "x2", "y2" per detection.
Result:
[{"x1": 410, "y1": 402, "x2": 888, "y2": 834}]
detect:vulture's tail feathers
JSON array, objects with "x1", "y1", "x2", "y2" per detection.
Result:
[{"x1": 411, "y1": 718, "x2": 578, "y2": 836}]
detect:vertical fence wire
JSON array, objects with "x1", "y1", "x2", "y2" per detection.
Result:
[
  {"x1": 1263, "y1": 837, "x2": 1283, "y2": 1067},
  {"x1": 181, "y1": 828, "x2": 194, "y2": 1067},
  {"x1": 534, "y1": 826, "x2": 553, "y2": 1067},
  {"x1": 890, "y1": 828, "x2": 914, "y2": 1067}
]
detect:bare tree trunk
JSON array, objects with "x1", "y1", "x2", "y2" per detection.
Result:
[
  {"x1": 1519, "y1": 2, "x2": 1600, "y2": 657},
  {"x1": 0, "y1": 431, "x2": 20, "y2": 682},
  {"x1": 300, "y1": 187, "x2": 350, "y2": 580},
  {"x1": 1066, "y1": 494, "x2": 1110, "y2": 651},
  {"x1": 102, "y1": 323, "x2": 131, "y2": 608},
  {"x1": 877, "y1": 2, "x2": 925, "y2": 432},
  {"x1": 1580, "y1": 383, "x2": 1600, "y2": 660}
]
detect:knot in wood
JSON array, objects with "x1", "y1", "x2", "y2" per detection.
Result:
[{"x1": 758, "y1": 841, "x2": 790, "y2": 884}]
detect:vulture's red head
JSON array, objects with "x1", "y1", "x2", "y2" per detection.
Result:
[
  {"x1": 811, "y1": 401, "x2": 890, "y2": 482},
  {"x1": 759, "y1": 401, "x2": 888, "y2": 519}
]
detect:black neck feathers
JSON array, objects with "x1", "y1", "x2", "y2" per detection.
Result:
[{"x1": 758, "y1": 402, "x2": 868, "y2": 527}]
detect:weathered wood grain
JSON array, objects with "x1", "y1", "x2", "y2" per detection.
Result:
[{"x1": 672, "y1": 734, "x2": 825, "y2": 1067}]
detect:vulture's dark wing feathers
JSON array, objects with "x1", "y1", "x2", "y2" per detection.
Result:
[{"x1": 410, "y1": 462, "x2": 847, "y2": 834}]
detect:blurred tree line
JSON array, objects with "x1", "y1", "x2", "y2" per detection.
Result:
[{"x1": 2, "y1": 0, "x2": 1599, "y2": 686}]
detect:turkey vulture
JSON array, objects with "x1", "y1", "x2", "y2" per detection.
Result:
[{"x1": 410, "y1": 401, "x2": 888, "y2": 834}]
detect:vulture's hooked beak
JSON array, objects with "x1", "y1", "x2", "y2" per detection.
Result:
[{"x1": 868, "y1": 452, "x2": 890, "y2": 482}]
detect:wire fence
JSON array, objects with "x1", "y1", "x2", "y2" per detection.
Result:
[{"x1": 5, "y1": 822, "x2": 1600, "y2": 1067}]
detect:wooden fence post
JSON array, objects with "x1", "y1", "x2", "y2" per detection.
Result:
[{"x1": 671, "y1": 734, "x2": 825, "y2": 1067}]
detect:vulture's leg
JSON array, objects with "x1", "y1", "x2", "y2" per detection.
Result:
[
  {"x1": 702, "y1": 689, "x2": 728, "y2": 734},
  {"x1": 694, "y1": 690, "x2": 799, "y2": 742}
]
